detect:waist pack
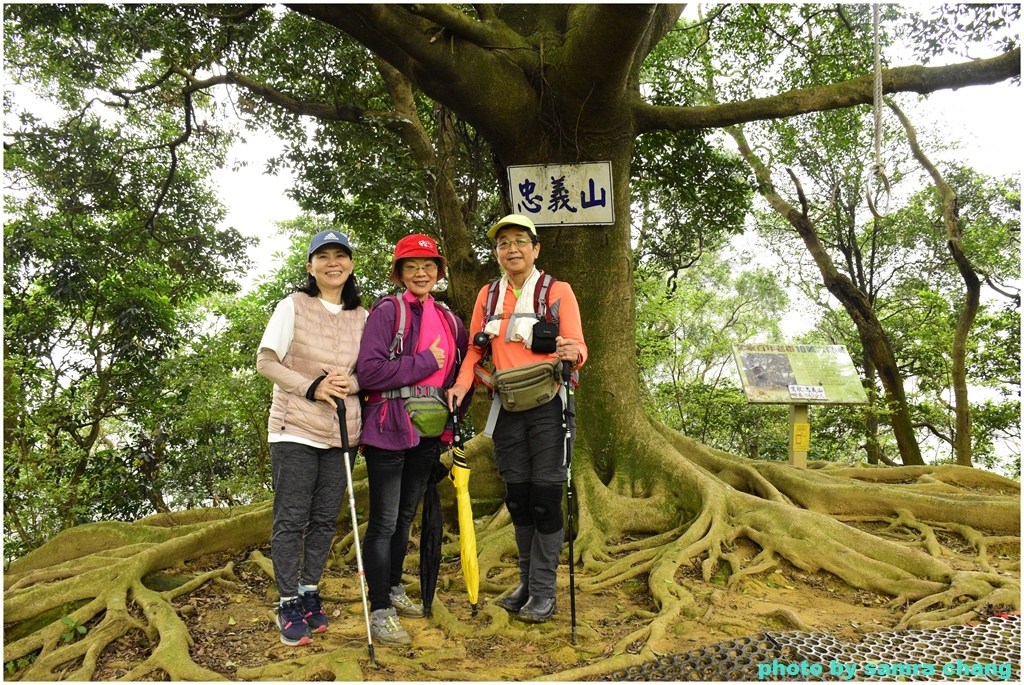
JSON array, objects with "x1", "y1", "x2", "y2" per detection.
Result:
[
  {"x1": 404, "y1": 396, "x2": 450, "y2": 437},
  {"x1": 492, "y1": 359, "x2": 561, "y2": 412}
]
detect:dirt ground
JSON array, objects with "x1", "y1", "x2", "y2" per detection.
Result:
[{"x1": 77, "y1": 527, "x2": 1019, "y2": 682}]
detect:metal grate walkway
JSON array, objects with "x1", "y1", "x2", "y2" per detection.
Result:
[{"x1": 601, "y1": 613, "x2": 1020, "y2": 681}]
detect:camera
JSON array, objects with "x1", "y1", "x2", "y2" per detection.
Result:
[
  {"x1": 531, "y1": 321, "x2": 558, "y2": 354},
  {"x1": 473, "y1": 332, "x2": 492, "y2": 348}
]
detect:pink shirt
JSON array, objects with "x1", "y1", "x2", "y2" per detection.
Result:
[{"x1": 408, "y1": 290, "x2": 454, "y2": 387}]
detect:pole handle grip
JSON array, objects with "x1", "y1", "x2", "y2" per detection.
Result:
[{"x1": 337, "y1": 402, "x2": 350, "y2": 451}]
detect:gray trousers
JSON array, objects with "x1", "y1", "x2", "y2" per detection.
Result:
[
  {"x1": 270, "y1": 441, "x2": 345, "y2": 598},
  {"x1": 494, "y1": 398, "x2": 567, "y2": 599}
]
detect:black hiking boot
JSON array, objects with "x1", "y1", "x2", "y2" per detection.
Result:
[
  {"x1": 517, "y1": 596, "x2": 556, "y2": 623},
  {"x1": 495, "y1": 582, "x2": 530, "y2": 613}
]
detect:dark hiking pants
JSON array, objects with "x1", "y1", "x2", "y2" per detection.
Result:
[
  {"x1": 363, "y1": 438, "x2": 441, "y2": 612},
  {"x1": 270, "y1": 441, "x2": 346, "y2": 598}
]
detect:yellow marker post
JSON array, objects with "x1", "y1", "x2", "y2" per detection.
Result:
[{"x1": 789, "y1": 404, "x2": 809, "y2": 468}]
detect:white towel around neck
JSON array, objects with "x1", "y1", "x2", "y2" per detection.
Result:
[{"x1": 483, "y1": 266, "x2": 541, "y2": 348}]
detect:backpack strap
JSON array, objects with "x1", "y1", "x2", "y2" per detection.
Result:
[
  {"x1": 379, "y1": 385, "x2": 445, "y2": 400},
  {"x1": 364, "y1": 384, "x2": 445, "y2": 404},
  {"x1": 479, "y1": 272, "x2": 559, "y2": 333},
  {"x1": 428, "y1": 301, "x2": 462, "y2": 369},
  {"x1": 378, "y1": 294, "x2": 461, "y2": 363},
  {"x1": 482, "y1": 279, "x2": 503, "y2": 330},
  {"x1": 369, "y1": 297, "x2": 462, "y2": 407},
  {"x1": 534, "y1": 273, "x2": 556, "y2": 322},
  {"x1": 371, "y1": 295, "x2": 410, "y2": 361}
]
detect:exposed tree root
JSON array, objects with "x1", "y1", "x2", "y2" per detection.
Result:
[
  {"x1": 3, "y1": 504, "x2": 271, "y2": 680},
  {"x1": 235, "y1": 650, "x2": 364, "y2": 680},
  {"x1": 763, "y1": 607, "x2": 815, "y2": 632},
  {"x1": 829, "y1": 464, "x2": 1020, "y2": 493},
  {"x1": 4, "y1": 421, "x2": 1019, "y2": 681}
]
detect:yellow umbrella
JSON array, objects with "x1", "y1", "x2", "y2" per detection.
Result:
[{"x1": 448, "y1": 403, "x2": 479, "y2": 615}]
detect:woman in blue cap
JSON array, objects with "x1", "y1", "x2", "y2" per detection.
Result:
[{"x1": 256, "y1": 229, "x2": 366, "y2": 646}]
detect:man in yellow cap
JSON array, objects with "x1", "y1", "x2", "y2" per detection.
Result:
[{"x1": 448, "y1": 214, "x2": 587, "y2": 623}]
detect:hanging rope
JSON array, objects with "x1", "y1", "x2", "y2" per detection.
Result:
[{"x1": 865, "y1": 4, "x2": 890, "y2": 218}]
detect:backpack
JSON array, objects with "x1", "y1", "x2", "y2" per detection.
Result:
[
  {"x1": 364, "y1": 296, "x2": 463, "y2": 434},
  {"x1": 475, "y1": 272, "x2": 578, "y2": 392},
  {"x1": 374, "y1": 294, "x2": 461, "y2": 361},
  {"x1": 480, "y1": 271, "x2": 557, "y2": 331}
]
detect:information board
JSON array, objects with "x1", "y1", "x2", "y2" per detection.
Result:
[{"x1": 732, "y1": 344, "x2": 869, "y2": 405}]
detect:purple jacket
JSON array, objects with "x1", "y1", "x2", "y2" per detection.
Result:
[{"x1": 357, "y1": 296, "x2": 469, "y2": 450}]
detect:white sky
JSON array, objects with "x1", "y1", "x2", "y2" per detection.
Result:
[{"x1": 211, "y1": 134, "x2": 299, "y2": 289}]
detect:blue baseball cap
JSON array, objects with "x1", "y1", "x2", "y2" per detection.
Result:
[{"x1": 307, "y1": 230, "x2": 353, "y2": 258}]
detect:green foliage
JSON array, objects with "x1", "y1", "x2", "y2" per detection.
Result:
[
  {"x1": 59, "y1": 615, "x2": 88, "y2": 644},
  {"x1": 635, "y1": 251, "x2": 799, "y2": 459},
  {"x1": 901, "y1": 4, "x2": 1020, "y2": 63},
  {"x1": 634, "y1": 25, "x2": 755, "y2": 273},
  {"x1": 4, "y1": 652, "x2": 38, "y2": 676},
  {"x1": 207, "y1": 8, "x2": 502, "y2": 285},
  {"x1": 144, "y1": 292, "x2": 275, "y2": 509},
  {"x1": 748, "y1": 120, "x2": 1020, "y2": 470},
  {"x1": 699, "y1": 2, "x2": 1020, "y2": 470},
  {"x1": 3, "y1": 4, "x2": 255, "y2": 556},
  {"x1": 696, "y1": 4, "x2": 882, "y2": 102}
]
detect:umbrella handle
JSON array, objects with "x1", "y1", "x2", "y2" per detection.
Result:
[{"x1": 450, "y1": 398, "x2": 461, "y2": 448}]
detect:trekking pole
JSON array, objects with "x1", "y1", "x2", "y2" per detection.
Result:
[
  {"x1": 561, "y1": 361, "x2": 578, "y2": 645},
  {"x1": 337, "y1": 402, "x2": 375, "y2": 665}
]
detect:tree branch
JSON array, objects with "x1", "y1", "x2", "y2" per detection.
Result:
[
  {"x1": 982, "y1": 273, "x2": 1021, "y2": 305},
  {"x1": 473, "y1": 4, "x2": 497, "y2": 23},
  {"x1": 635, "y1": 47, "x2": 1021, "y2": 133},
  {"x1": 286, "y1": 4, "x2": 540, "y2": 146},
  {"x1": 889, "y1": 98, "x2": 981, "y2": 467},
  {"x1": 914, "y1": 421, "x2": 954, "y2": 446},
  {"x1": 405, "y1": 4, "x2": 507, "y2": 46},
  {"x1": 287, "y1": 4, "x2": 461, "y2": 80},
  {"x1": 195, "y1": 4, "x2": 264, "y2": 23},
  {"x1": 175, "y1": 68, "x2": 370, "y2": 122}
]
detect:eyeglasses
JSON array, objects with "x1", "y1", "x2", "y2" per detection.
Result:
[
  {"x1": 496, "y1": 237, "x2": 533, "y2": 251},
  {"x1": 402, "y1": 262, "x2": 439, "y2": 275}
]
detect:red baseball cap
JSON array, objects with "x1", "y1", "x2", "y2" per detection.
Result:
[{"x1": 389, "y1": 234, "x2": 447, "y2": 284}]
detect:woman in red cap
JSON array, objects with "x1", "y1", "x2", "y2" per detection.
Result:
[{"x1": 356, "y1": 234, "x2": 468, "y2": 646}]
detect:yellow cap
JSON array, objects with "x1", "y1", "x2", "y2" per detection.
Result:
[{"x1": 486, "y1": 214, "x2": 538, "y2": 240}]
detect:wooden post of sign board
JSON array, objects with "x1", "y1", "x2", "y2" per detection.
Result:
[{"x1": 789, "y1": 404, "x2": 809, "y2": 468}]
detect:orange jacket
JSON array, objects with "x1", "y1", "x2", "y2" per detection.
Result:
[{"x1": 455, "y1": 277, "x2": 587, "y2": 390}]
